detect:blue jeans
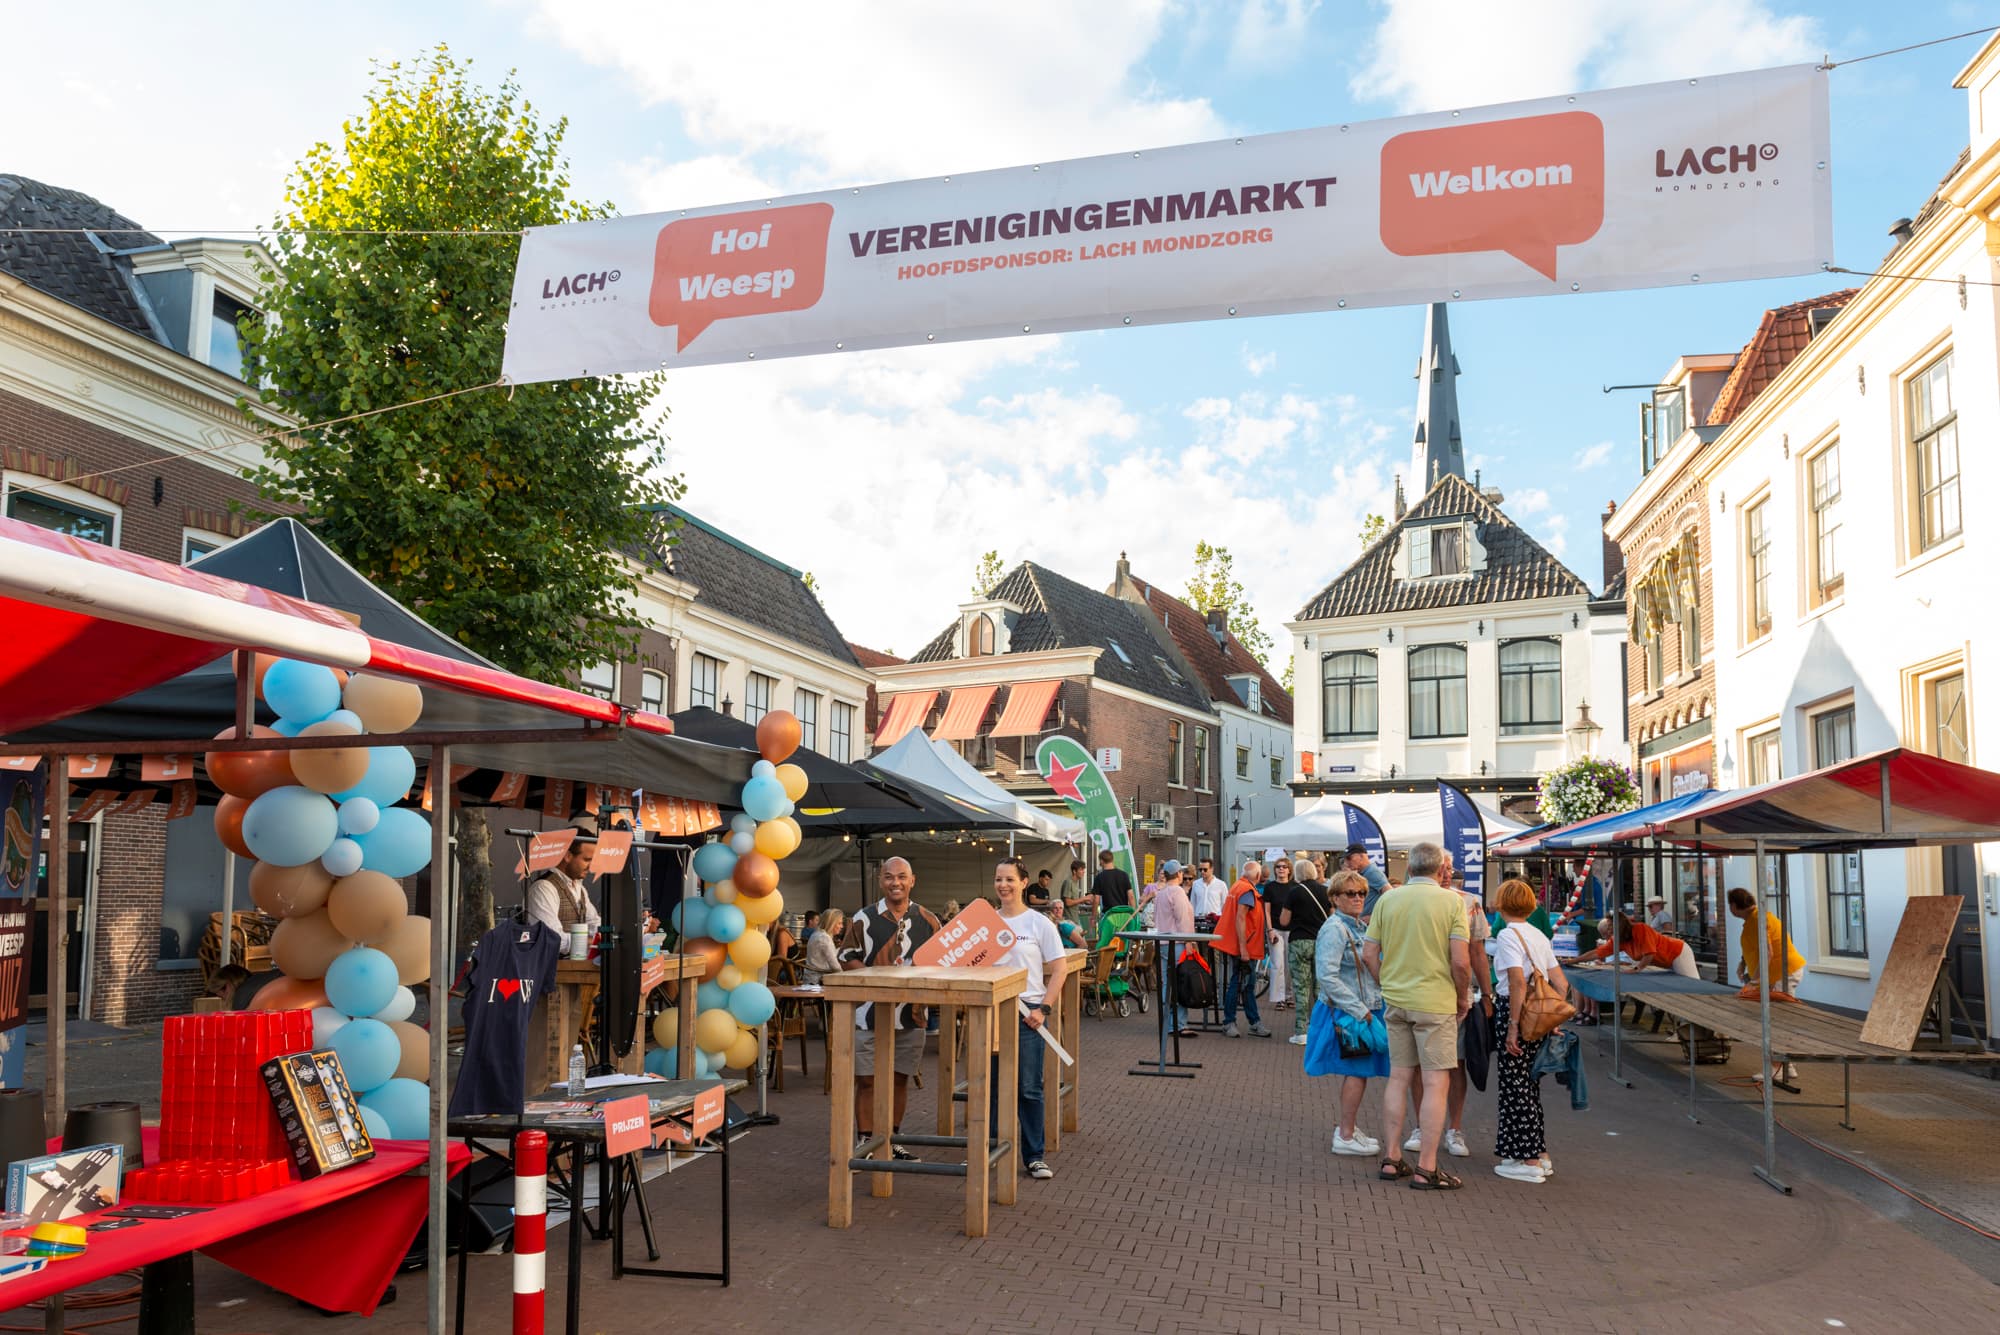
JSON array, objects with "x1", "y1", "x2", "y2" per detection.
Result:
[
  {"x1": 1221, "y1": 956, "x2": 1261, "y2": 1027},
  {"x1": 991, "y1": 1016, "x2": 1047, "y2": 1161}
]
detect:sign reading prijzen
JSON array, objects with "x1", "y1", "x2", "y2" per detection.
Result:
[
  {"x1": 603, "y1": 1094, "x2": 652, "y2": 1157},
  {"x1": 912, "y1": 897, "x2": 1015, "y2": 970},
  {"x1": 502, "y1": 65, "x2": 1829, "y2": 382}
]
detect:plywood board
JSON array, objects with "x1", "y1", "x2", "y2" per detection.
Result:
[{"x1": 1858, "y1": 896, "x2": 1960, "y2": 1051}]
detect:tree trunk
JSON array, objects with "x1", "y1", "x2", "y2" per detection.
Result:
[{"x1": 454, "y1": 807, "x2": 493, "y2": 959}]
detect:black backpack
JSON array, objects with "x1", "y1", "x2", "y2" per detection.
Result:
[{"x1": 1174, "y1": 954, "x2": 1216, "y2": 1009}]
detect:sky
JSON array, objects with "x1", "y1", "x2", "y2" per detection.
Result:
[{"x1": 12, "y1": 1, "x2": 1992, "y2": 659}]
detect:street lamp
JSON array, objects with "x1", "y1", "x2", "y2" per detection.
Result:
[{"x1": 1567, "y1": 700, "x2": 1603, "y2": 759}]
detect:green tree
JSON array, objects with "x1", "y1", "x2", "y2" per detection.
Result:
[
  {"x1": 242, "y1": 48, "x2": 678, "y2": 952},
  {"x1": 1184, "y1": 541, "x2": 1274, "y2": 666},
  {"x1": 1360, "y1": 513, "x2": 1387, "y2": 547},
  {"x1": 1280, "y1": 659, "x2": 1294, "y2": 693},
  {"x1": 971, "y1": 549, "x2": 1005, "y2": 596}
]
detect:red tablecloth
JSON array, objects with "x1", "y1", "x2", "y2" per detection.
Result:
[{"x1": 1, "y1": 1131, "x2": 469, "y2": 1316}]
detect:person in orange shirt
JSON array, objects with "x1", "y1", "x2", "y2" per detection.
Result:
[
  {"x1": 1214, "y1": 861, "x2": 1272, "y2": 1038},
  {"x1": 1585, "y1": 911, "x2": 1700, "y2": 977}
]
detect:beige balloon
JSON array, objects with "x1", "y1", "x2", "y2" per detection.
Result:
[
  {"x1": 378, "y1": 914, "x2": 433, "y2": 985},
  {"x1": 270, "y1": 910, "x2": 353, "y2": 981},
  {"x1": 725, "y1": 929, "x2": 771, "y2": 973},
  {"x1": 716, "y1": 963, "x2": 744, "y2": 991},
  {"x1": 389, "y1": 1019, "x2": 429, "y2": 1082},
  {"x1": 721, "y1": 1027, "x2": 761, "y2": 1070},
  {"x1": 694, "y1": 1007, "x2": 739, "y2": 1053},
  {"x1": 289, "y1": 720, "x2": 371, "y2": 795},
  {"x1": 738, "y1": 889, "x2": 784, "y2": 927},
  {"x1": 343, "y1": 674, "x2": 425, "y2": 734},
  {"x1": 651, "y1": 1008, "x2": 679, "y2": 1050},
  {"x1": 325, "y1": 870, "x2": 409, "y2": 944},
  {"x1": 250, "y1": 860, "x2": 334, "y2": 919}
]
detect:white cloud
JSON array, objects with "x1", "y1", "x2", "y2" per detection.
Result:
[
  {"x1": 1351, "y1": 1, "x2": 1822, "y2": 113},
  {"x1": 1240, "y1": 344, "x2": 1279, "y2": 378},
  {"x1": 1573, "y1": 440, "x2": 1616, "y2": 470},
  {"x1": 1228, "y1": 0, "x2": 1320, "y2": 71},
  {"x1": 1534, "y1": 512, "x2": 1571, "y2": 558},
  {"x1": 1509, "y1": 486, "x2": 1552, "y2": 516}
]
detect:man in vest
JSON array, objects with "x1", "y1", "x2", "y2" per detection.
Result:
[
  {"x1": 524, "y1": 825, "x2": 601, "y2": 939},
  {"x1": 1215, "y1": 860, "x2": 1271, "y2": 1038}
]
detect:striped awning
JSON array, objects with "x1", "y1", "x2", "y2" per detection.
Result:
[
  {"x1": 873, "y1": 690, "x2": 937, "y2": 748},
  {"x1": 931, "y1": 685, "x2": 998, "y2": 741},
  {"x1": 991, "y1": 679, "x2": 1062, "y2": 736}
]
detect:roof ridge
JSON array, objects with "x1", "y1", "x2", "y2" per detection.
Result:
[{"x1": 654, "y1": 504, "x2": 802, "y2": 578}]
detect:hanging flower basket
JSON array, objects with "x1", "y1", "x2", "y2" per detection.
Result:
[{"x1": 1534, "y1": 756, "x2": 1640, "y2": 827}]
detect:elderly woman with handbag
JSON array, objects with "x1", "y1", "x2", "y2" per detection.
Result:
[
  {"x1": 1309, "y1": 869, "x2": 1390, "y2": 1157},
  {"x1": 1491, "y1": 878, "x2": 1574, "y2": 1184}
]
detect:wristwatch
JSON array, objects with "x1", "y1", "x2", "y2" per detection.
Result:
[{"x1": 1031, "y1": 1003, "x2": 1053, "y2": 1017}]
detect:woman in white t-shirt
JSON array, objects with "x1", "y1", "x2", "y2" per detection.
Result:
[
  {"x1": 993, "y1": 857, "x2": 1069, "y2": 1182},
  {"x1": 1491, "y1": 878, "x2": 1569, "y2": 1185}
]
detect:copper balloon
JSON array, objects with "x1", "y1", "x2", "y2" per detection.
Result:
[
  {"x1": 249, "y1": 859, "x2": 334, "y2": 919},
  {"x1": 732, "y1": 851, "x2": 780, "y2": 898},
  {"x1": 325, "y1": 870, "x2": 409, "y2": 943},
  {"x1": 204, "y1": 724, "x2": 295, "y2": 801},
  {"x1": 269, "y1": 910, "x2": 352, "y2": 981},
  {"x1": 342, "y1": 673, "x2": 425, "y2": 735},
  {"x1": 389, "y1": 1019, "x2": 429, "y2": 1081},
  {"x1": 681, "y1": 935, "x2": 730, "y2": 982},
  {"x1": 249, "y1": 973, "x2": 328, "y2": 1012},
  {"x1": 755, "y1": 710, "x2": 802, "y2": 763},
  {"x1": 378, "y1": 914, "x2": 433, "y2": 986},
  {"x1": 214, "y1": 794, "x2": 254, "y2": 860},
  {"x1": 289, "y1": 719, "x2": 370, "y2": 796}
]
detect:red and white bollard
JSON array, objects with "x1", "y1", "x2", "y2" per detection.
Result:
[{"x1": 512, "y1": 1130, "x2": 548, "y2": 1335}]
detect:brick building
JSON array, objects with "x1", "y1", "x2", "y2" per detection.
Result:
[{"x1": 2, "y1": 176, "x2": 281, "y2": 1023}]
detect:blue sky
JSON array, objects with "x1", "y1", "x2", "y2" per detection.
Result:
[{"x1": 15, "y1": 1, "x2": 1991, "y2": 658}]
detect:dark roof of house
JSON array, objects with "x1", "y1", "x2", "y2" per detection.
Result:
[
  {"x1": 847, "y1": 642, "x2": 904, "y2": 669},
  {"x1": 911, "y1": 562, "x2": 1213, "y2": 712},
  {"x1": 637, "y1": 507, "x2": 860, "y2": 666},
  {"x1": 0, "y1": 175, "x2": 164, "y2": 340},
  {"x1": 1296, "y1": 473, "x2": 1590, "y2": 620},
  {"x1": 1126, "y1": 575, "x2": 1293, "y2": 725},
  {"x1": 1706, "y1": 288, "x2": 1858, "y2": 427}
]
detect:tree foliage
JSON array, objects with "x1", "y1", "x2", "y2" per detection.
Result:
[
  {"x1": 242, "y1": 47, "x2": 677, "y2": 685},
  {"x1": 970, "y1": 549, "x2": 1005, "y2": 597},
  {"x1": 1184, "y1": 541, "x2": 1274, "y2": 666},
  {"x1": 1360, "y1": 513, "x2": 1387, "y2": 547}
]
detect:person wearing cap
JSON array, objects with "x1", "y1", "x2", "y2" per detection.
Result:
[
  {"x1": 523, "y1": 826, "x2": 602, "y2": 938},
  {"x1": 1144, "y1": 860, "x2": 1196, "y2": 1036},
  {"x1": 1647, "y1": 898, "x2": 1676, "y2": 935},
  {"x1": 1342, "y1": 844, "x2": 1391, "y2": 919}
]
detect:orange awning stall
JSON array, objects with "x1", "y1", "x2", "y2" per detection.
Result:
[
  {"x1": 991, "y1": 679, "x2": 1061, "y2": 736},
  {"x1": 873, "y1": 690, "x2": 937, "y2": 748},
  {"x1": 931, "y1": 685, "x2": 998, "y2": 741}
]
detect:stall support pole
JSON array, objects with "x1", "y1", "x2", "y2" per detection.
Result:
[
  {"x1": 1751, "y1": 837, "x2": 1789, "y2": 1195},
  {"x1": 220, "y1": 658, "x2": 253, "y2": 973},
  {"x1": 428, "y1": 745, "x2": 455, "y2": 1334},
  {"x1": 1608, "y1": 873, "x2": 1631, "y2": 1090},
  {"x1": 218, "y1": 850, "x2": 237, "y2": 971},
  {"x1": 512, "y1": 1130, "x2": 549, "y2": 1335},
  {"x1": 43, "y1": 756, "x2": 67, "y2": 1138}
]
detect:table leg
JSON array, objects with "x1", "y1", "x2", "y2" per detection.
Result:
[
  {"x1": 871, "y1": 1001, "x2": 896, "y2": 1198},
  {"x1": 1062, "y1": 970, "x2": 1082, "y2": 1134},
  {"x1": 827, "y1": 1001, "x2": 855, "y2": 1228},
  {"x1": 936, "y1": 1003, "x2": 959, "y2": 1136},
  {"x1": 1042, "y1": 999, "x2": 1061, "y2": 1156},
  {"x1": 677, "y1": 979, "x2": 698, "y2": 1081},
  {"x1": 567, "y1": 1141, "x2": 586, "y2": 1335},
  {"x1": 996, "y1": 1008, "x2": 1019, "y2": 1207},
  {"x1": 963, "y1": 1006, "x2": 991, "y2": 1239},
  {"x1": 136, "y1": 1253, "x2": 195, "y2": 1335},
  {"x1": 453, "y1": 1145, "x2": 471, "y2": 1335}
]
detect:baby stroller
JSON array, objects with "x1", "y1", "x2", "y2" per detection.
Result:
[{"x1": 1081, "y1": 905, "x2": 1146, "y2": 1017}]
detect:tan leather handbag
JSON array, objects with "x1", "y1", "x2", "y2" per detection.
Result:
[{"x1": 1508, "y1": 927, "x2": 1575, "y2": 1042}]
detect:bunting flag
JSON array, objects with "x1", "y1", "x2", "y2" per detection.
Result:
[{"x1": 1437, "y1": 781, "x2": 1488, "y2": 905}]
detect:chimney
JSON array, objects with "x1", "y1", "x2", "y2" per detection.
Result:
[
  {"x1": 1600, "y1": 501, "x2": 1625, "y2": 594},
  {"x1": 1887, "y1": 216, "x2": 1914, "y2": 251},
  {"x1": 1204, "y1": 606, "x2": 1229, "y2": 645}
]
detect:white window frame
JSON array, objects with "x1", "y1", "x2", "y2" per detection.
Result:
[
  {"x1": 744, "y1": 672, "x2": 776, "y2": 724},
  {"x1": 794, "y1": 688, "x2": 820, "y2": 751},
  {"x1": 1743, "y1": 495, "x2": 1773, "y2": 643},
  {"x1": 580, "y1": 661, "x2": 618, "y2": 701},
  {"x1": 829, "y1": 700, "x2": 855, "y2": 763},
  {"x1": 1806, "y1": 438, "x2": 1844, "y2": 608},
  {"x1": 1804, "y1": 696, "x2": 1866, "y2": 961},
  {"x1": 1908, "y1": 350, "x2": 1960, "y2": 554},
  {"x1": 1497, "y1": 637, "x2": 1562, "y2": 736},
  {"x1": 1168, "y1": 720, "x2": 1185, "y2": 789},
  {"x1": 3, "y1": 473, "x2": 122, "y2": 547},
  {"x1": 1235, "y1": 745, "x2": 1251, "y2": 780},
  {"x1": 689, "y1": 653, "x2": 722, "y2": 710},
  {"x1": 1269, "y1": 755, "x2": 1283, "y2": 787},
  {"x1": 639, "y1": 669, "x2": 667, "y2": 714},
  {"x1": 1743, "y1": 725, "x2": 1782, "y2": 787},
  {"x1": 1193, "y1": 726, "x2": 1210, "y2": 793},
  {"x1": 181, "y1": 527, "x2": 231, "y2": 564}
]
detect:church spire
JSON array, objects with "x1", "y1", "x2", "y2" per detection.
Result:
[{"x1": 1411, "y1": 301, "x2": 1465, "y2": 488}]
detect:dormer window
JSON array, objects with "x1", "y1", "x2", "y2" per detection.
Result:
[
  {"x1": 1154, "y1": 656, "x2": 1184, "y2": 687},
  {"x1": 1407, "y1": 524, "x2": 1466, "y2": 578},
  {"x1": 968, "y1": 613, "x2": 996, "y2": 657},
  {"x1": 1641, "y1": 385, "x2": 1686, "y2": 473},
  {"x1": 208, "y1": 292, "x2": 253, "y2": 380},
  {"x1": 1107, "y1": 638, "x2": 1133, "y2": 665}
]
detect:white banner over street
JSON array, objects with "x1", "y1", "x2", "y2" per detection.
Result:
[{"x1": 501, "y1": 65, "x2": 1830, "y2": 383}]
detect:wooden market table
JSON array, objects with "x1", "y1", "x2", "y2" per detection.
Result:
[
  {"x1": 528, "y1": 953, "x2": 705, "y2": 1089},
  {"x1": 936, "y1": 949, "x2": 1086, "y2": 1154},
  {"x1": 821, "y1": 965, "x2": 1026, "y2": 1238}
]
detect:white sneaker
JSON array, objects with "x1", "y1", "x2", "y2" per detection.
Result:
[
  {"x1": 1444, "y1": 1130, "x2": 1470, "y2": 1158},
  {"x1": 1403, "y1": 1130, "x2": 1423, "y2": 1152},
  {"x1": 1288, "y1": 1034, "x2": 1308, "y2": 1045},
  {"x1": 1537, "y1": 1155, "x2": 1554, "y2": 1176},
  {"x1": 1027, "y1": 1159, "x2": 1053, "y2": 1180},
  {"x1": 1495, "y1": 1159, "x2": 1546, "y2": 1183},
  {"x1": 1329, "y1": 1131, "x2": 1376, "y2": 1156}
]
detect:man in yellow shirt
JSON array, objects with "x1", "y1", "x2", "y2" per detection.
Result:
[{"x1": 1727, "y1": 887, "x2": 1806, "y2": 1083}]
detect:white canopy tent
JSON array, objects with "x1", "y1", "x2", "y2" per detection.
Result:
[
  {"x1": 1239, "y1": 790, "x2": 1528, "y2": 852},
  {"x1": 869, "y1": 731, "x2": 1085, "y2": 844}
]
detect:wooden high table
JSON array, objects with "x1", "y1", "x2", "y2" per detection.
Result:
[
  {"x1": 936, "y1": 948, "x2": 1087, "y2": 1154},
  {"x1": 529, "y1": 954, "x2": 706, "y2": 1089},
  {"x1": 821, "y1": 965, "x2": 1026, "y2": 1238}
]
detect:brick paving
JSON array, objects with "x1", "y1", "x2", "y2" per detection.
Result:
[{"x1": 140, "y1": 1010, "x2": 1999, "y2": 1334}]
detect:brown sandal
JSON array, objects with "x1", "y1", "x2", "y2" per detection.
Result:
[
  {"x1": 1409, "y1": 1164, "x2": 1463, "y2": 1191},
  {"x1": 1377, "y1": 1157, "x2": 1413, "y2": 1181}
]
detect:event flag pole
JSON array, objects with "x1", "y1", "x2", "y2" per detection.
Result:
[
  {"x1": 43, "y1": 756, "x2": 67, "y2": 1140},
  {"x1": 427, "y1": 745, "x2": 454, "y2": 1333},
  {"x1": 1751, "y1": 836, "x2": 1788, "y2": 1195}
]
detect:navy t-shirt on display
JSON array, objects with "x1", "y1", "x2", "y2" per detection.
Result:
[{"x1": 448, "y1": 920, "x2": 564, "y2": 1118}]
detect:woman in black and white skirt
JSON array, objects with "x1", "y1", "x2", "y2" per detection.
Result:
[{"x1": 1491, "y1": 878, "x2": 1569, "y2": 1184}]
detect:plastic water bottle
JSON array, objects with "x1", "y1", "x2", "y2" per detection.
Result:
[{"x1": 567, "y1": 1044, "x2": 586, "y2": 1097}]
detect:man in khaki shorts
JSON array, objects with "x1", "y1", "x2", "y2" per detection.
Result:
[{"x1": 1361, "y1": 841, "x2": 1471, "y2": 1190}]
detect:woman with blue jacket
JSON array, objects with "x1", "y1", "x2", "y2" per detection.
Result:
[{"x1": 1314, "y1": 869, "x2": 1390, "y2": 1157}]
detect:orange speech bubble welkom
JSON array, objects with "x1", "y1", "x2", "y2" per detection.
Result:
[
  {"x1": 648, "y1": 203, "x2": 834, "y2": 351},
  {"x1": 1379, "y1": 110, "x2": 1604, "y2": 281}
]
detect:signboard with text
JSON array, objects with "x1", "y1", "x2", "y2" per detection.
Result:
[
  {"x1": 658, "y1": 1083, "x2": 727, "y2": 1145},
  {"x1": 912, "y1": 898, "x2": 1015, "y2": 970},
  {"x1": 603, "y1": 1095, "x2": 652, "y2": 1157}
]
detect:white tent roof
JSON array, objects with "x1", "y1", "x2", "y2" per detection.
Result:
[
  {"x1": 1238, "y1": 790, "x2": 1527, "y2": 852},
  {"x1": 869, "y1": 731, "x2": 1085, "y2": 844}
]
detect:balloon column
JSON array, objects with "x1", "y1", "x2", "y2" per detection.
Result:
[
  {"x1": 213, "y1": 655, "x2": 437, "y2": 1140},
  {"x1": 648, "y1": 711, "x2": 806, "y2": 1077}
]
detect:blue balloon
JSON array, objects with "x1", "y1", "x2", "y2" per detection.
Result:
[
  {"x1": 751, "y1": 760, "x2": 776, "y2": 780},
  {"x1": 357, "y1": 807, "x2": 432, "y2": 878},
  {"x1": 358, "y1": 1105, "x2": 393, "y2": 1141},
  {"x1": 706, "y1": 903, "x2": 746, "y2": 944},
  {"x1": 740, "y1": 774, "x2": 788, "y2": 822},
  {"x1": 670, "y1": 898, "x2": 709, "y2": 939},
  {"x1": 691, "y1": 842, "x2": 737, "y2": 885},
  {"x1": 727, "y1": 980, "x2": 775, "y2": 1026},
  {"x1": 242, "y1": 786, "x2": 339, "y2": 867},
  {"x1": 324, "y1": 709, "x2": 365, "y2": 733},
  {"x1": 338, "y1": 797, "x2": 381, "y2": 836},
  {"x1": 271, "y1": 717, "x2": 305, "y2": 737},
  {"x1": 332, "y1": 746, "x2": 417, "y2": 806},
  {"x1": 325, "y1": 947, "x2": 399, "y2": 1019},
  {"x1": 644, "y1": 1046, "x2": 674, "y2": 1077},
  {"x1": 320, "y1": 837, "x2": 363, "y2": 878},
  {"x1": 263, "y1": 660, "x2": 342, "y2": 724},
  {"x1": 330, "y1": 1018, "x2": 400, "y2": 1093},
  {"x1": 696, "y1": 980, "x2": 728, "y2": 1011},
  {"x1": 728, "y1": 830, "x2": 755, "y2": 856},
  {"x1": 729, "y1": 813, "x2": 756, "y2": 835},
  {"x1": 694, "y1": 1048, "x2": 716, "y2": 1078},
  {"x1": 359, "y1": 1078, "x2": 429, "y2": 1140}
]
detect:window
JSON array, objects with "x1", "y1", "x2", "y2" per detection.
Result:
[
  {"x1": 1643, "y1": 386, "x2": 1686, "y2": 473},
  {"x1": 1193, "y1": 727, "x2": 1210, "y2": 792},
  {"x1": 5, "y1": 483, "x2": 118, "y2": 546},
  {"x1": 1176, "y1": 839, "x2": 1194, "y2": 867},
  {"x1": 1804, "y1": 442, "x2": 1843, "y2": 605},
  {"x1": 1320, "y1": 651, "x2": 1378, "y2": 741},
  {"x1": 744, "y1": 672, "x2": 775, "y2": 723},
  {"x1": 1498, "y1": 638, "x2": 1561, "y2": 735},
  {"x1": 640, "y1": 670, "x2": 667, "y2": 714},
  {"x1": 1746, "y1": 728, "x2": 1781, "y2": 786},
  {"x1": 1408, "y1": 525, "x2": 1466, "y2": 579},
  {"x1": 1197, "y1": 839, "x2": 1214, "y2": 867},
  {"x1": 580, "y1": 661, "x2": 617, "y2": 701},
  {"x1": 1745, "y1": 499, "x2": 1772, "y2": 639},
  {"x1": 1270, "y1": 756, "x2": 1283, "y2": 787},
  {"x1": 1235, "y1": 745, "x2": 1251, "y2": 779},
  {"x1": 1408, "y1": 645, "x2": 1469, "y2": 739},
  {"x1": 1929, "y1": 673, "x2": 1967, "y2": 763},
  {"x1": 689, "y1": 654, "x2": 721, "y2": 710},
  {"x1": 969, "y1": 614, "x2": 995, "y2": 656},
  {"x1": 1107, "y1": 638, "x2": 1133, "y2": 665},
  {"x1": 182, "y1": 530, "x2": 227, "y2": 564},
  {"x1": 1681, "y1": 599, "x2": 1702, "y2": 673},
  {"x1": 1811, "y1": 703, "x2": 1864, "y2": 957},
  {"x1": 1168, "y1": 720, "x2": 1185, "y2": 787},
  {"x1": 794, "y1": 689, "x2": 820, "y2": 751},
  {"x1": 1154, "y1": 656, "x2": 1185, "y2": 688},
  {"x1": 208, "y1": 292, "x2": 254, "y2": 380},
  {"x1": 1644, "y1": 634, "x2": 1664, "y2": 694},
  {"x1": 829, "y1": 701, "x2": 855, "y2": 763},
  {"x1": 1909, "y1": 351, "x2": 1959, "y2": 551}
]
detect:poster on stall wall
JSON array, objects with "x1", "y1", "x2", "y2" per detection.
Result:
[
  {"x1": 0, "y1": 763, "x2": 43, "y2": 1090},
  {"x1": 502, "y1": 64, "x2": 1830, "y2": 381},
  {"x1": 1035, "y1": 736, "x2": 1136, "y2": 892},
  {"x1": 1438, "y1": 781, "x2": 1488, "y2": 907}
]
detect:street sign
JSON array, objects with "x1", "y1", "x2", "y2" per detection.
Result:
[{"x1": 1095, "y1": 747, "x2": 1122, "y2": 772}]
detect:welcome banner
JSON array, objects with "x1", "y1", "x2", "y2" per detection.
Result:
[{"x1": 502, "y1": 64, "x2": 1829, "y2": 382}]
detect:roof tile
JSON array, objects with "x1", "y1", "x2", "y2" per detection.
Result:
[
  {"x1": 0, "y1": 175, "x2": 164, "y2": 341},
  {"x1": 637, "y1": 508, "x2": 860, "y2": 666},
  {"x1": 1126, "y1": 576, "x2": 1293, "y2": 724}
]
